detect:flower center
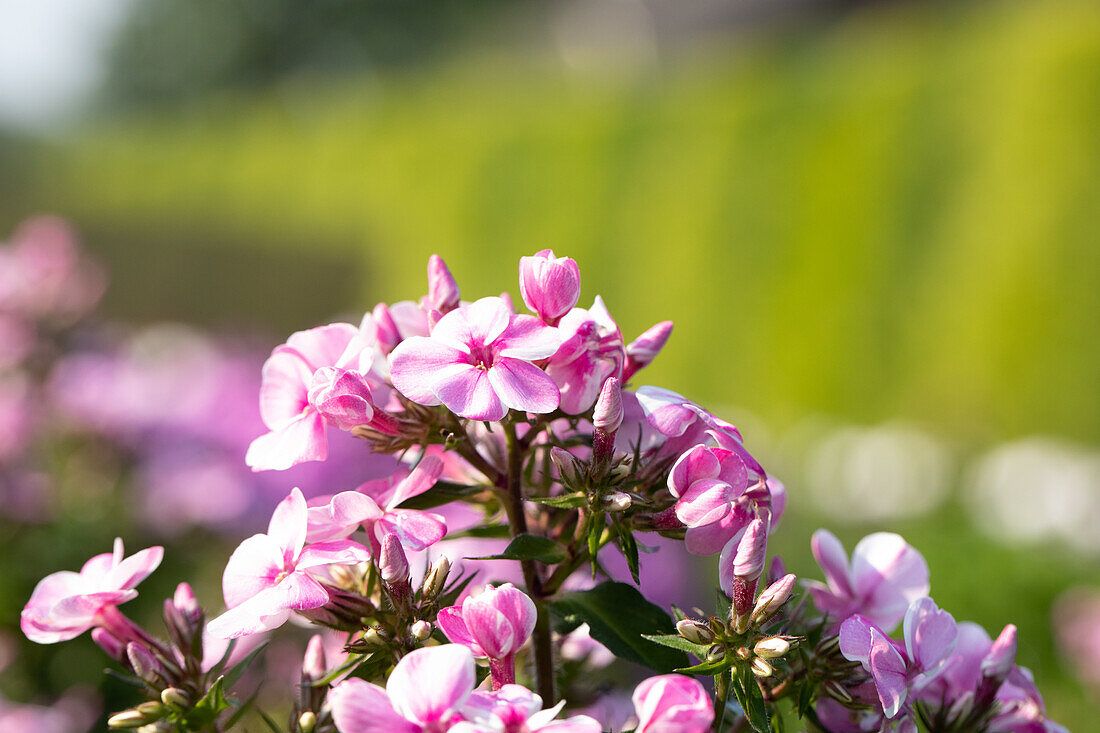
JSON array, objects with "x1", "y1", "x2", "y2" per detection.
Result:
[{"x1": 468, "y1": 343, "x2": 494, "y2": 371}]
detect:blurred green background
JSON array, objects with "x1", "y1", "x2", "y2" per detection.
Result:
[{"x1": 2, "y1": 0, "x2": 1098, "y2": 727}]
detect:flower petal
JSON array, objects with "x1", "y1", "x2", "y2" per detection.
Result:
[
  {"x1": 296, "y1": 540, "x2": 371, "y2": 570},
  {"x1": 811, "y1": 529, "x2": 853, "y2": 598},
  {"x1": 674, "y1": 479, "x2": 732, "y2": 527},
  {"x1": 222, "y1": 534, "x2": 285, "y2": 610},
  {"x1": 245, "y1": 412, "x2": 327, "y2": 472},
  {"x1": 330, "y1": 678, "x2": 419, "y2": 733},
  {"x1": 387, "y1": 645, "x2": 476, "y2": 725},
  {"x1": 434, "y1": 365, "x2": 504, "y2": 421},
  {"x1": 497, "y1": 315, "x2": 563, "y2": 360},
  {"x1": 488, "y1": 358, "x2": 560, "y2": 414},
  {"x1": 379, "y1": 510, "x2": 448, "y2": 551},
  {"x1": 268, "y1": 488, "x2": 308, "y2": 564},
  {"x1": 668, "y1": 446, "x2": 721, "y2": 498},
  {"x1": 437, "y1": 606, "x2": 485, "y2": 656},
  {"x1": 387, "y1": 456, "x2": 444, "y2": 507},
  {"x1": 389, "y1": 336, "x2": 463, "y2": 405}
]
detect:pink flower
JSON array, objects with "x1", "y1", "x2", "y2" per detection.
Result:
[
  {"x1": 208, "y1": 488, "x2": 370, "y2": 638},
  {"x1": 21, "y1": 538, "x2": 163, "y2": 644},
  {"x1": 718, "y1": 518, "x2": 769, "y2": 595},
  {"x1": 546, "y1": 298, "x2": 624, "y2": 415},
  {"x1": 428, "y1": 254, "x2": 461, "y2": 313},
  {"x1": 306, "y1": 457, "x2": 448, "y2": 552},
  {"x1": 839, "y1": 597, "x2": 958, "y2": 720},
  {"x1": 389, "y1": 297, "x2": 561, "y2": 421},
  {"x1": 329, "y1": 644, "x2": 475, "y2": 733},
  {"x1": 453, "y1": 684, "x2": 601, "y2": 732},
  {"x1": 805, "y1": 530, "x2": 930, "y2": 632},
  {"x1": 622, "y1": 321, "x2": 673, "y2": 383},
  {"x1": 631, "y1": 674, "x2": 714, "y2": 733},
  {"x1": 246, "y1": 324, "x2": 384, "y2": 471},
  {"x1": 519, "y1": 249, "x2": 581, "y2": 324},
  {"x1": 437, "y1": 583, "x2": 537, "y2": 689}
]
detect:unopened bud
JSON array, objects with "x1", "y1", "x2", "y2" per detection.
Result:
[
  {"x1": 981, "y1": 624, "x2": 1017, "y2": 681},
  {"x1": 593, "y1": 378, "x2": 623, "y2": 433},
  {"x1": 160, "y1": 687, "x2": 190, "y2": 710},
  {"x1": 550, "y1": 447, "x2": 584, "y2": 488},
  {"x1": 753, "y1": 637, "x2": 790, "y2": 659},
  {"x1": 298, "y1": 711, "x2": 318, "y2": 733},
  {"x1": 518, "y1": 249, "x2": 581, "y2": 323},
  {"x1": 823, "y1": 681, "x2": 853, "y2": 704},
  {"x1": 427, "y1": 254, "x2": 460, "y2": 312},
  {"x1": 411, "y1": 620, "x2": 433, "y2": 641},
  {"x1": 732, "y1": 519, "x2": 768, "y2": 581},
  {"x1": 751, "y1": 657, "x2": 774, "y2": 677},
  {"x1": 603, "y1": 491, "x2": 631, "y2": 512},
  {"x1": 706, "y1": 645, "x2": 726, "y2": 663},
  {"x1": 108, "y1": 710, "x2": 150, "y2": 729},
  {"x1": 302, "y1": 635, "x2": 327, "y2": 682},
  {"x1": 379, "y1": 533, "x2": 410, "y2": 588},
  {"x1": 92, "y1": 628, "x2": 127, "y2": 662},
  {"x1": 363, "y1": 627, "x2": 385, "y2": 647},
  {"x1": 369, "y1": 302, "x2": 401, "y2": 354},
  {"x1": 421, "y1": 556, "x2": 451, "y2": 599},
  {"x1": 172, "y1": 583, "x2": 202, "y2": 625},
  {"x1": 751, "y1": 573, "x2": 797, "y2": 625},
  {"x1": 623, "y1": 320, "x2": 673, "y2": 381},
  {"x1": 676, "y1": 619, "x2": 714, "y2": 645},
  {"x1": 126, "y1": 642, "x2": 164, "y2": 686}
]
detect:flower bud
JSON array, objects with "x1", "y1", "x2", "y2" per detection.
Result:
[
  {"x1": 550, "y1": 447, "x2": 585, "y2": 488},
  {"x1": 427, "y1": 254, "x2": 460, "y2": 313},
  {"x1": 732, "y1": 519, "x2": 768, "y2": 582},
  {"x1": 368, "y1": 302, "x2": 401, "y2": 354},
  {"x1": 421, "y1": 556, "x2": 451, "y2": 599},
  {"x1": 298, "y1": 711, "x2": 318, "y2": 733},
  {"x1": 751, "y1": 573, "x2": 797, "y2": 625},
  {"x1": 92, "y1": 627, "x2": 127, "y2": 662},
  {"x1": 623, "y1": 320, "x2": 673, "y2": 381},
  {"x1": 410, "y1": 620, "x2": 433, "y2": 641},
  {"x1": 706, "y1": 645, "x2": 726, "y2": 663},
  {"x1": 308, "y1": 367, "x2": 376, "y2": 431},
  {"x1": 823, "y1": 681, "x2": 853, "y2": 704},
  {"x1": 172, "y1": 583, "x2": 202, "y2": 626},
  {"x1": 592, "y1": 378, "x2": 623, "y2": 433},
  {"x1": 126, "y1": 642, "x2": 165, "y2": 687},
  {"x1": 603, "y1": 491, "x2": 632, "y2": 512},
  {"x1": 363, "y1": 627, "x2": 386, "y2": 646},
  {"x1": 302, "y1": 635, "x2": 327, "y2": 682},
  {"x1": 518, "y1": 249, "x2": 580, "y2": 323},
  {"x1": 753, "y1": 637, "x2": 790, "y2": 659},
  {"x1": 751, "y1": 657, "x2": 774, "y2": 677},
  {"x1": 676, "y1": 619, "x2": 714, "y2": 646},
  {"x1": 108, "y1": 709, "x2": 151, "y2": 729},
  {"x1": 160, "y1": 687, "x2": 190, "y2": 711},
  {"x1": 981, "y1": 624, "x2": 1017, "y2": 681},
  {"x1": 379, "y1": 534, "x2": 410, "y2": 587}
]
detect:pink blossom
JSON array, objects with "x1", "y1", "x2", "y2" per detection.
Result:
[
  {"x1": 519, "y1": 249, "x2": 581, "y2": 324},
  {"x1": 453, "y1": 684, "x2": 601, "y2": 732},
  {"x1": 428, "y1": 254, "x2": 462, "y2": 313},
  {"x1": 546, "y1": 298, "x2": 624, "y2": 415},
  {"x1": 329, "y1": 644, "x2": 475, "y2": 733},
  {"x1": 622, "y1": 321, "x2": 673, "y2": 382},
  {"x1": 0, "y1": 374, "x2": 33, "y2": 463},
  {"x1": 207, "y1": 488, "x2": 370, "y2": 638},
  {"x1": 718, "y1": 518, "x2": 769, "y2": 595},
  {"x1": 437, "y1": 583, "x2": 537, "y2": 689},
  {"x1": 667, "y1": 444, "x2": 758, "y2": 556},
  {"x1": 805, "y1": 530, "x2": 930, "y2": 632},
  {"x1": 389, "y1": 297, "x2": 561, "y2": 421},
  {"x1": 246, "y1": 323, "x2": 386, "y2": 471},
  {"x1": 631, "y1": 674, "x2": 714, "y2": 733},
  {"x1": 21, "y1": 538, "x2": 163, "y2": 644},
  {"x1": 306, "y1": 457, "x2": 448, "y2": 552}
]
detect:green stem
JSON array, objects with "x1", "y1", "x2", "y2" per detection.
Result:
[{"x1": 714, "y1": 669, "x2": 732, "y2": 732}]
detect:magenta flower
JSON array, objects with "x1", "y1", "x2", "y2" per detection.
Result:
[
  {"x1": 805, "y1": 530, "x2": 930, "y2": 631},
  {"x1": 840, "y1": 597, "x2": 958, "y2": 719},
  {"x1": 208, "y1": 488, "x2": 370, "y2": 638},
  {"x1": 437, "y1": 582, "x2": 537, "y2": 689},
  {"x1": 246, "y1": 323, "x2": 384, "y2": 471},
  {"x1": 329, "y1": 644, "x2": 475, "y2": 733},
  {"x1": 453, "y1": 684, "x2": 601, "y2": 733},
  {"x1": 518, "y1": 249, "x2": 581, "y2": 324},
  {"x1": 21, "y1": 538, "x2": 163, "y2": 644},
  {"x1": 389, "y1": 297, "x2": 561, "y2": 421},
  {"x1": 668, "y1": 444, "x2": 756, "y2": 556},
  {"x1": 631, "y1": 674, "x2": 714, "y2": 733},
  {"x1": 306, "y1": 457, "x2": 448, "y2": 552},
  {"x1": 545, "y1": 298, "x2": 624, "y2": 415}
]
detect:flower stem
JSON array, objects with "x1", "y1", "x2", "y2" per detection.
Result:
[{"x1": 714, "y1": 669, "x2": 731, "y2": 732}]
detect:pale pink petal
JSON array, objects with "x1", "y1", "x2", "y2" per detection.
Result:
[
  {"x1": 79, "y1": 550, "x2": 117, "y2": 580},
  {"x1": 434, "y1": 365, "x2": 504, "y2": 421},
  {"x1": 463, "y1": 297, "x2": 513, "y2": 346},
  {"x1": 851, "y1": 533, "x2": 929, "y2": 630},
  {"x1": 811, "y1": 529, "x2": 854, "y2": 597},
  {"x1": 437, "y1": 606, "x2": 486, "y2": 657},
  {"x1": 903, "y1": 597, "x2": 957, "y2": 674},
  {"x1": 296, "y1": 540, "x2": 371, "y2": 570},
  {"x1": 109, "y1": 546, "x2": 164, "y2": 590},
  {"x1": 488, "y1": 358, "x2": 560, "y2": 414},
  {"x1": 274, "y1": 572, "x2": 331, "y2": 610},
  {"x1": 839, "y1": 614, "x2": 877, "y2": 668},
  {"x1": 463, "y1": 600, "x2": 517, "y2": 659},
  {"x1": 379, "y1": 510, "x2": 448, "y2": 551},
  {"x1": 258, "y1": 349, "x2": 312, "y2": 429},
  {"x1": 387, "y1": 456, "x2": 444, "y2": 508},
  {"x1": 635, "y1": 387, "x2": 697, "y2": 437},
  {"x1": 306, "y1": 491, "x2": 383, "y2": 543},
  {"x1": 268, "y1": 488, "x2": 308, "y2": 564},
  {"x1": 869, "y1": 629, "x2": 909, "y2": 718},
  {"x1": 245, "y1": 412, "x2": 327, "y2": 472},
  {"x1": 674, "y1": 479, "x2": 732, "y2": 527},
  {"x1": 389, "y1": 336, "x2": 464, "y2": 405},
  {"x1": 715, "y1": 451, "x2": 748, "y2": 490},
  {"x1": 492, "y1": 583, "x2": 538, "y2": 645},
  {"x1": 668, "y1": 446, "x2": 721, "y2": 497},
  {"x1": 222, "y1": 534, "x2": 285, "y2": 609},
  {"x1": 283, "y1": 323, "x2": 359, "y2": 372},
  {"x1": 330, "y1": 678, "x2": 419, "y2": 733},
  {"x1": 387, "y1": 645, "x2": 476, "y2": 725},
  {"x1": 684, "y1": 508, "x2": 750, "y2": 556},
  {"x1": 207, "y1": 585, "x2": 293, "y2": 639},
  {"x1": 535, "y1": 715, "x2": 603, "y2": 733},
  {"x1": 496, "y1": 315, "x2": 563, "y2": 360}
]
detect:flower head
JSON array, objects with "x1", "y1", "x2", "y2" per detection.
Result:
[
  {"x1": 453, "y1": 685, "x2": 601, "y2": 733},
  {"x1": 631, "y1": 674, "x2": 714, "y2": 733},
  {"x1": 519, "y1": 249, "x2": 581, "y2": 324},
  {"x1": 545, "y1": 298, "x2": 624, "y2": 415},
  {"x1": 437, "y1": 583, "x2": 537, "y2": 661}
]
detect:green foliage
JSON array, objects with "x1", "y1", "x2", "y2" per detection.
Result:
[{"x1": 472, "y1": 533, "x2": 567, "y2": 564}]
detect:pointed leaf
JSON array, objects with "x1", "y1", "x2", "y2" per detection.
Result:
[
  {"x1": 471, "y1": 534, "x2": 566, "y2": 564},
  {"x1": 641, "y1": 633, "x2": 710, "y2": 656},
  {"x1": 531, "y1": 493, "x2": 589, "y2": 509}
]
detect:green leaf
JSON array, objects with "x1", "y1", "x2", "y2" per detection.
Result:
[
  {"x1": 471, "y1": 534, "x2": 566, "y2": 564},
  {"x1": 733, "y1": 667, "x2": 770, "y2": 733},
  {"x1": 531, "y1": 492, "x2": 589, "y2": 509},
  {"x1": 450, "y1": 524, "x2": 512, "y2": 539},
  {"x1": 397, "y1": 481, "x2": 486, "y2": 510},
  {"x1": 183, "y1": 675, "x2": 230, "y2": 728},
  {"x1": 550, "y1": 581, "x2": 687, "y2": 673},
  {"x1": 797, "y1": 672, "x2": 816, "y2": 718},
  {"x1": 223, "y1": 642, "x2": 267, "y2": 689},
  {"x1": 676, "y1": 656, "x2": 734, "y2": 675},
  {"x1": 587, "y1": 512, "x2": 606, "y2": 578},
  {"x1": 641, "y1": 633, "x2": 709, "y2": 656}
]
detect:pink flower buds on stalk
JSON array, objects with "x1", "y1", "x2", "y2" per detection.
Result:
[
  {"x1": 302, "y1": 634, "x2": 328, "y2": 683},
  {"x1": 751, "y1": 573, "x2": 798, "y2": 626},
  {"x1": 519, "y1": 249, "x2": 581, "y2": 325},
  {"x1": 631, "y1": 674, "x2": 714, "y2": 733},
  {"x1": 437, "y1": 583, "x2": 537, "y2": 689},
  {"x1": 622, "y1": 320, "x2": 673, "y2": 383},
  {"x1": 379, "y1": 533, "x2": 412, "y2": 607},
  {"x1": 591, "y1": 377, "x2": 622, "y2": 478},
  {"x1": 719, "y1": 518, "x2": 769, "y2": 630},
  {"x1": 428, "y1": 254, "x2": 461, "y2": 314}
]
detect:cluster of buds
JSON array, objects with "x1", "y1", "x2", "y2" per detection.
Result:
[{"x1": 292, "y1": 636, "x2": 336, "y2": 733}]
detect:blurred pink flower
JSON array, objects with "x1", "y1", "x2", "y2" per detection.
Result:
[
  {"x1": 631, "y1": 674, "x2": 713, "y2": 733},
  {"x1": 454, "y1": 684, "x2": 600, "y2": 733},
  {"x1": 21, "y1": 538, "x2": 163, "y2": 644}
]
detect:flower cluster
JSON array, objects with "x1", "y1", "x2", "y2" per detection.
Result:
[{"x1": 19, "y1": 249, "x2": 1063, "y2": 732}]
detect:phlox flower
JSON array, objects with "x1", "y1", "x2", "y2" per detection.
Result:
[
  {"x1": 806, "y1": 529, "x2": 930, "y2": 631},
  {"x1": 437, "y1": 583, "x2": 537, "y2": 688},
  {"x1": 668, "y1": 444, "x2": 754, "y2": 556},
  {"x1": 518, "y1": 249, "x2": 581, "y2": 325},
  {"x1": 389, "y1": 296, "x2": 561, "y2": 421},
  {"x1": 545, "y1": 298, "x2": 624, "y2": 415},
  {"x1": 631, "y1": 674, "x2": 714, "y2": 733},
  {"x1": 453, "y1": 684, "x2": 601, "y2": 733},
  {"x1": 246, "y1": 323, "x2": 386, "y2": 471},
  {"x1": 21, "y1": 538, "x2": 163, "y2": 644},
  {"x1": 208, "y1": 488, "x2": 370, "y2": 638},
  {"x1": 306, "y1": 456, "x2": 448, "y2": 552},
  {"x1": 329, "y1": 644, "x2": 475, "y2": 733}
]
